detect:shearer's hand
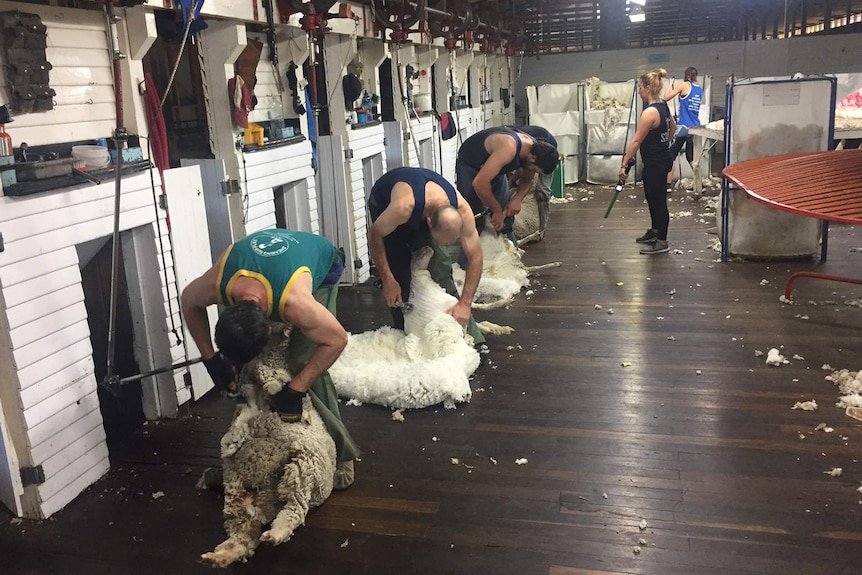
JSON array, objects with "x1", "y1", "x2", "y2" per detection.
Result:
[
  {"x1": 505, "y1": 196, "x2": 523, "y2": 218},
  {"x1": 490, "y1": 209, "x2": 505, "y2": 232},
  {"x1": 446, "y1": 300, "x2": 472, "y2": 328},
  {"x1": 382, "y1": 277, "x2": 402, "y2": 308},
  {"x1": 270, "y1": 387, "x2": 306, "y2": 423},
  {"x1": 203, "y1": 353, "x2": 237, "y2": 393}
]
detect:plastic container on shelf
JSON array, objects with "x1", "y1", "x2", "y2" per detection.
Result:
[
  {"x1": 244, "y1": 123, "x2": 264, "y2": 146},
  {"x1": 0, "y1": 124, "x2": 12, "y2": 156},
  {"x1": 71, "y1": 145, "x2": 110, "y2": 169}
]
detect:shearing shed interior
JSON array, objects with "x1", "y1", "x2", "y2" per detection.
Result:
[{"x1": 0, "y1": 0, "x2": 861, "y2": 573}]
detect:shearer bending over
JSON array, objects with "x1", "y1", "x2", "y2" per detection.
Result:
[
  {"x1": 455, "y1": 126, "x2": 559, "y2": 243},
  {"x1": 368, "y1": 166, "x2": 485, "y2": 346},
  {"x1": 509, "y1": 125, "x2": 559, "y2": 238},
  {"x1": 181, "y1": 229, "x2": 360, "y2": 489}
]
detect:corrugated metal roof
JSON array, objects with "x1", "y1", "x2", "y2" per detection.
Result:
[
  {"x1": 514, "y1": 0, "x2": 862, "y2": 53},
  {"x1": 361, "y1": 1, "x2": 862, "y2": 54}
]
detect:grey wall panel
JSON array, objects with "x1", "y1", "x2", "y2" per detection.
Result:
[
  {"x1": 517, "y1": 34, "x2": 862, "y2": 118},
  {"x1": 742, "y1": 40, "x2": 789, "y2": 78},
  {"x1": 785, "y1": 34, "x2": 862, "y2": 75},
  {"x1": 516, "y1": 42, "x2": 743, "y2": 118}
]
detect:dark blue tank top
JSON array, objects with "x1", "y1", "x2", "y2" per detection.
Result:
[
  {"x1": 457, "y1": 127, "x2": 524, "y2": 173},
  {"x1": 512, "y1": 125, "x2": 557, "y2": 149},
  {"x1": 640, "y1": 102, "x2": 673, "y2": 163},
  {"x1": 369, "y1": 167, "x2": 459, "y2": 230}
]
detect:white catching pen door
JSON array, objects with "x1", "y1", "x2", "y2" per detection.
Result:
[
  {"x1": 0, "y1": 406, "x2": 24, "y2": 516},
  {"x1": 164, "y1": 166, "x2": 219, "y2": 401}
]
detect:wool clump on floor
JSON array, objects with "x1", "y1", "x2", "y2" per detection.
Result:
[
  {"x1": 330, "y1": 246, "x2": 479, "y2": 410},
  {"x1": 201, "y1": 330, "x2": 336, "y2": 568},
  {"x1": 826, "y1": 368, "x2": 862, "y2": 408}
]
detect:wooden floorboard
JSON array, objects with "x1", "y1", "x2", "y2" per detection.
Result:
[{"x1": 1, "y1": 183, "x2": 860, "y2": 575}]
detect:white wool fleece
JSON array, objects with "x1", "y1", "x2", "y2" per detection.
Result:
[
  {"x1": 330, "y1": 317, "x2": 479, "y2": 410},
  {"x1": 453, "y1": 230, "x2": 529, "y2": 303},
  {"x1": 330, "y1": 246, "x2": 479, "y2": 410}
]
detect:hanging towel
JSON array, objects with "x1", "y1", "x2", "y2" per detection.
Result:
[{"x1": 228, "y1": 75, "x2": 251, "y2": 128}]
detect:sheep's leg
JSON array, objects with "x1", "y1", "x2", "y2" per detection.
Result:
[
  {"x1": 220, "y1": 404, "x2": 258, "y2": 458},
  {"x1": 200, "y1": 481, "x2": 266, "y2": 568},
  {"x1": 261, "y1": 446, "x2": 334, "y2": 545},
  {"x1": 525, "y1": 261, "x2": 562, "y2": 274},
  {"x1": 472, "y1": 296, "x2": 515, "y2": 311},
  {"x1": 259, "y1": 498, "x2": 309, "y2": 546},
  {"x1": 518, "y1": 230, "x2": 542, "y2": 246},
  {"x1": 477, "y1": 321, "x2": 514, "y2": 335},
  {"x1": 260, "y1": 457, "x2": 314, "y2": 545}
]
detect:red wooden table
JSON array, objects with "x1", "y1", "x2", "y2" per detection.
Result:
[{"x1": 723, "y1": 148, "x2": 862, "y2": 300}]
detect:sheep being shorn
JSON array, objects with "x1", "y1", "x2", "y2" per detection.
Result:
[
  {"x1": 329, "y1": 246, "x2": 480, "y2": 409},
  {"x1": 200, "y1": 331, "x2": 336, "y2": 568},
  {"x1": 452, "y1": 225, "x2": 562, "y2": 305}
]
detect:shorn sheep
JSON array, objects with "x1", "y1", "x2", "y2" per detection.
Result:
[
  {"x1": 330, "y1": 246, "x2": 481, "y2": 410},
  {"x1": 200, "y1": 329, "x2": 336, "y2": 568},
  {"x1": 453, "y1": 225, "x2": 562, "y2": 306}
]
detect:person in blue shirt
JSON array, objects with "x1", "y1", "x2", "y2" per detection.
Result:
[{"x1": 664, "y1": 66, "x2": 703, "y2": 193}]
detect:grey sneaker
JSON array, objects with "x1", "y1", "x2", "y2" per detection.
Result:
[
  {"x1": 635, "y1": 228, "x2": 658, "y2": 243},
  {"x1": 640, "y1": 239, "x2": 669, "y2": 254}
]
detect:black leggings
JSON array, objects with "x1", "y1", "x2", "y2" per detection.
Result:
[
  {"x1": 670, "y1": 135, "x2": 694, "y2": 163},
  {"x1": 643, "y1": 159, "x2": 674, "y2": 240}
]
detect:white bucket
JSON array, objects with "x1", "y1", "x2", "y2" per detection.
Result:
[{"x1": 72, "y1": 145, "x2": 110, "y2": 169}]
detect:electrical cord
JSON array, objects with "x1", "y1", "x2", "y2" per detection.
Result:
[{"x1": 161, "y1": 0, "x2": 198, "y2": 108}]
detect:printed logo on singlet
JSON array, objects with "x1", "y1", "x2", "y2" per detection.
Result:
[{"x1": 250, "y1": 231, "x2": 294, "y2": 257}]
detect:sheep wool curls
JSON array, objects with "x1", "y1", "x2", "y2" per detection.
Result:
[{"x1": 200, "y1": 330, "x2": 336, "y2": 568}]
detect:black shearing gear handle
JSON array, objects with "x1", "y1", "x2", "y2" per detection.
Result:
[{"x1": 604, "y1": 157, "x2": 637, "y2": 219}]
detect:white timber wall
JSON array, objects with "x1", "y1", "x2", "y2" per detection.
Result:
[
  {"x1": 344, "y1": 125, "x2": 385, "y2": 285},
  {"x1": 440, "y1": 136, "x2": 458, "y2": 185},
  {"x1": 246, "y1": 34, "x2": 283, "y2": 125},
  {"x1": 0, "y1": 2, "x2": 115, "y2": 146},
  {"x1": 514, "y1": 34, "x2": 862, "y2": 119},
  {"x1": 407, "y1": 115, "x2": 436, "y2": 169},
  {"x1": 239, "y1": 141, "x2": 317, "y2": 235},
  {"x1": 0, "y1": 172, "x2": 182, "y2": 519},
  {"x1": 0, "y1": 1, "x2": 152, "y2": 150}
]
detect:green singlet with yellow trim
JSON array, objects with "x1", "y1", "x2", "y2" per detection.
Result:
[{"x1": 216, "y1": 230, "x2": 336, "y2": 322}]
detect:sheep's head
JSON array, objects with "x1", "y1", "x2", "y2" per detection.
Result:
[{"x1": 410, "y1": 246, "x2": 435, "y2": 273}]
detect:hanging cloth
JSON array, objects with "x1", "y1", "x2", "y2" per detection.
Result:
[
  {"x1": 143, "y1": 73, "x2": 169, "y2": 175},
  {"x1": 228, "y1": 75, "x2": 251, "y2": 128}
]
